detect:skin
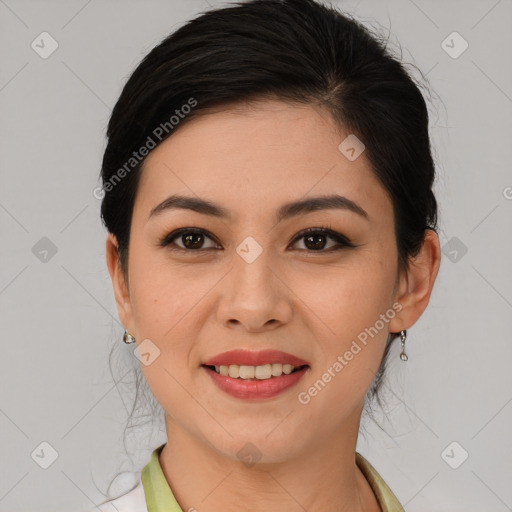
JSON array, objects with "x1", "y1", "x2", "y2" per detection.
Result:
[{"x1": 106, "y1": 99, "x2": 441, "y2": 512}]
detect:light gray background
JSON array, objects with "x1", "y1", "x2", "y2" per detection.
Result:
[{"x1": 1, "y1": 0, "x2": 511, "y2": 511}]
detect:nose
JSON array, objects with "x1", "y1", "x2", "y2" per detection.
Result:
[{"x1": 216, "y1": 246, "x2": 293, "y2": 333}]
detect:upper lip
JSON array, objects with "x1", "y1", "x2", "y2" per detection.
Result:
[{"x1": 203, "y1": 349, "x2": 309, "y2": 367}]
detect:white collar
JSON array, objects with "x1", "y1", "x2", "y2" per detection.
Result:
[{"x1": 95, "y1": 471, "x2": 147, "y2": 512}]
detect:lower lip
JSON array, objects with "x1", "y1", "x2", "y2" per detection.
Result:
[{"x1": 202, "y1": 365, "x2": 309, "y2": 400}]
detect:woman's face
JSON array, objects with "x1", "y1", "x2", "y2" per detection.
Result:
[{"x1": 110, "y1": 99, "x2": 407, "y2": 463}]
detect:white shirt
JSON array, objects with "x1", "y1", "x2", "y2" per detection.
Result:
[{"x1": 95, "y1": 471, "x2": 148, "y2": 512}]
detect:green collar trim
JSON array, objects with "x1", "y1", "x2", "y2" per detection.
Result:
[
  {"x1": 141, "y1": 443, "x2": 183, "y2": 512},
  {"x1": 356, "y1": 452, "x2": 404, "y2": 512}
]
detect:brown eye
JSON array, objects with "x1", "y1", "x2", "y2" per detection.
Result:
[
  {"x1": 289, "y1": 227, "x2": 354, "y2": 252},
  {"x1": 160, "y1": 228, "x2": 219, "y2": 251},
  {"x1": 303, "y1": 232, "x2": 330, "y2": 250},
  {"x1": 181, "y1": 232, "x2": 206, "y2": 249}
]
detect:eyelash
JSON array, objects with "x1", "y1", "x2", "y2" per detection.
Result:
[{"x1": 158, "y1": 225, "x2": 356, "y2": 253}]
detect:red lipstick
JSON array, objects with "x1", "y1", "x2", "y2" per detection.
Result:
[{"x1": 201, "y1": 349, "x2": 310, "y2": 400}]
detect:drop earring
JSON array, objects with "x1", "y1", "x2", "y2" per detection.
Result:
[
  {"x1": 123, "y1": 330, "x2": 136, "y2": 344},
  {"x1": 399, "y1": 329, "x2": 408, "y2": 361}
]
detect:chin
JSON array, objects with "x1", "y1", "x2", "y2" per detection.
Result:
[{"x1": 205, "y1": 429, "x2": 307, "y2": 467}]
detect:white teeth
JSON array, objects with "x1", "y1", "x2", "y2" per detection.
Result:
[
  {"x1": 254, "y1": 364, "x2": 272, "y2": 379},
  {"x1": 228, "y1": 365, "x2": 239, "y2": 378},
  {"x1": 282, "y1": 364, "x2": 294, "y2": 375},
  {"x1": 212, "y1": 363, "x2": 300, "y2": 379}
]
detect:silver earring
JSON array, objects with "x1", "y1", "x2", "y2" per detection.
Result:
[
  {"x1": 123, "y1": 330, "x2": 136, "y2": 344},
  {"x1": 399, "y1": 329, "x2": 408, "y2": 361}
]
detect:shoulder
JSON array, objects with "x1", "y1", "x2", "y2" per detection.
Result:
[{"x1": 91, "y1": 471, "x2": 147, "y2": 512}]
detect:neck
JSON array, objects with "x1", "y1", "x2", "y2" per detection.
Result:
[{"x1": 158, "y1": 412, "x2": 381, "y2": 512}]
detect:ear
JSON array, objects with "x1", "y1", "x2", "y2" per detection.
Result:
[
  {"x1": 105, "y1": 233, "x2": 133, "y2": 330},
  {"x1": 388, "y1": 229, "x2": 441, "y2": 333}
]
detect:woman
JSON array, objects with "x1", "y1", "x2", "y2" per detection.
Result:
[{"x1": 97, "y1": 0, "x2": 441, "y2": 510}]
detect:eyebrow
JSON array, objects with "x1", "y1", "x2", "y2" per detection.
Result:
[{"x1": 148, "y1": 193, "x2": 369, "y2": 223}]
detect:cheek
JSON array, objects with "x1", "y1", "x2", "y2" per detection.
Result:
[
  {"x1": 128, "y1": 256, "x2": 223, "y2": 383},
  {"x1": 298, "y1": 274, "x2": 392, "y2": 414},
  {"x1": 302, "y1": 258, "x2": 394, "y2": 340},
  {"x1": 131, "y1": 267, "x2": 200, "y2": 414},
  {"x1": 129, "y1": 255, "x2": 209, "y2": 334},
  {"x1": 295, "y1": 254, "x2": 395, "y2": 397}
]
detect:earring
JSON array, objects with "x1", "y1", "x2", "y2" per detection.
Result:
[
  {"x1": 123, "y1": 330, "x2": 136, "y2": 344},
  {"x1": 399, "y1": 329, "x2": 408, "y2": 361}
]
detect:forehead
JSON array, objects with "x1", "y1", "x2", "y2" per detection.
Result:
[{"x1": 134, "y1": 100, "x2": 392, "y2": 226}]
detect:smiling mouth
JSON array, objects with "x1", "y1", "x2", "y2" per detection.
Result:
[{"x1": 202, "y1": 363, "x2": 309, "y2": 380}]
